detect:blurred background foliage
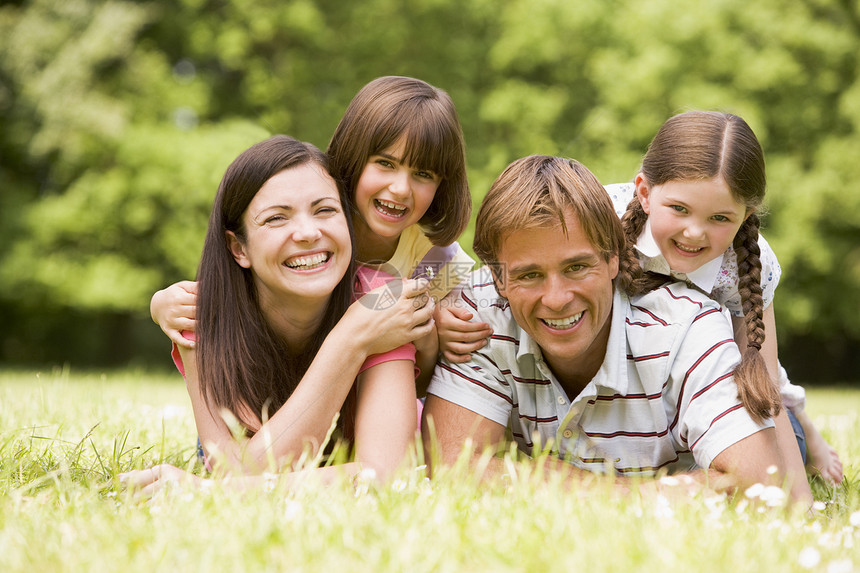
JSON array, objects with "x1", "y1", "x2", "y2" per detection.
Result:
[{"x1": 0, "y1": 0, "x2": 858, "y2": 381}]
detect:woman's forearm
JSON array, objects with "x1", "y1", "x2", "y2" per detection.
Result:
[{"x1": 236, "y1": 321, "x2": 372, "y2": 472}]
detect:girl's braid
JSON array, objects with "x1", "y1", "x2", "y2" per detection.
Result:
[
  {"x1": 619, "y1": 195, "x2": 672, "y2": 296},
  {"x1": 730, "y1": 213, "x2": 782, "y2": 423}
]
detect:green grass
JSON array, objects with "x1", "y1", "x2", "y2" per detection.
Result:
[{"x1": 1, "y1": 368, "x2": 858, "y2": 572}]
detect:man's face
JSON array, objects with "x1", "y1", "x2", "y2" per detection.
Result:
[{"x1": 495, "y1": 207, "x2": 618, "y2": 384}]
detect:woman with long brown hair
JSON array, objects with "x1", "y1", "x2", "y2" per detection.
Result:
[{"x1": 122, "y1": 135, "x2": 434, "y2": 494}]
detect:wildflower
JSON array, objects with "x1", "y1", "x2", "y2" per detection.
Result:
[
  {"x1": 818, "y1": 532, "x2": 838, "y2": 548},
  {"x1": 850, "y1": 511, "x2": 860, "y2": 528},
  {"x1": 659, "y1": 476, "x2": 679, "y2": 487},
  {"x1": 703, "y1": 494, "x2": 726, "y2": 524},
  {"x1": 760, "y1": 486, "x2": 787, "y2": 508},
  {"x1": 744, "y1": 483, "x2": 765, "y2": 499},
  {"x1": 358, "y1": 468, "x2": 377, "y2": 482},
  {"x1": 804, "y1": 520, "x2": 823, "y2": 535},
  {"x1": 653, "y1": 495, "x2": 674, "y2": 520},
  {"x1": 284, "y1": 500, "x2": 302, "y2": 520},
  {"x1": 353, "y1": 468, "x2": 377, "y2": 497},
  {"x1": 263, "y1": 472, "x2": 278, "y2": 493},
  {"x1": 798, "y1": 547, "x2": 821, "y2": 569}
]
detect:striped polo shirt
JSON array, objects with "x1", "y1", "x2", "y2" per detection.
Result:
[{"x1": 427, "y1": 267, "x2": 773, "y2": 477}]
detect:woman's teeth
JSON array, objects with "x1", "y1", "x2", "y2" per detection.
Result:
[
  {"x1": 542, "y1": 312, "x2": 583, "y2": 329},
  {"x1": 285, "y1": 253, "x2": 329, "y2": 270},
  {"x1": 375, "y1": 199, "x2": 407, "y2": 217}
]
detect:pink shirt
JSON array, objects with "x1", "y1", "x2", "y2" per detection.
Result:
[{"x1": 171, "y1": 265, "x2": 416, "y2": 379}]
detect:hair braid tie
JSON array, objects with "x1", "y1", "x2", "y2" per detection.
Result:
[{"x1": 747, "y1": 341, "x2": 762, "y2": 350}]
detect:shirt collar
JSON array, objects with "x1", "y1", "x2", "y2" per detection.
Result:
[
  {"x1": 514, "y1": 288, "x2": 629, "y2": 397},
  {"x1": 590, "y1": 288, "x2": 629, "y2": 395},
  {"x1": 635, "y1": 219, "x2": 725, "y2": 293}
]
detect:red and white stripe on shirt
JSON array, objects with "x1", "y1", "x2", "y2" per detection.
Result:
[{"x1": 427, "y1": 267, "x2": 772, "y2": 476}]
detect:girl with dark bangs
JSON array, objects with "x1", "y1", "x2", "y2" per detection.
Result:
[
  {"x1": 123, "y1": 135, "x2": 435, "y2": 494},
  {"x1": 153, "y1": 76, "x2": 480, "y2": 393}
]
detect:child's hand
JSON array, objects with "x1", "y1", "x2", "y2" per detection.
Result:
[
  {"x1": 804, "y1": 425, "x2": 844, "y2": 485},
  {"x1": 436, "y1": 295, "x2": 492, "y2": 363},
  {"x1": 346, "y1": 278, "x2": 436, "y2": 356},
  {"x1": 151, "y1": 281, "x2": 198, "y2": 348}
]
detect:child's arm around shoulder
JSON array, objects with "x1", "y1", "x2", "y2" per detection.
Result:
[
  {"x1": 426, "y1": 248, "x2": 492, "y2": 365},
  {"x1": 435, "y1": 289, "x2": 493, "y2": 363},
  {"x1": 151, "y1": 280, "x2": 198, "y2": 348}
]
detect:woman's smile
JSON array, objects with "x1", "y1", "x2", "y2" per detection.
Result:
[
  {"x1": 284, "y1": 250, "x2": 332, "y2": 271},
  {"x1": 228, "y1": 163, "x2": 352, "y2": 309}
]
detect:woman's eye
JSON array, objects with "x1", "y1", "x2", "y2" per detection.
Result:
[
  {"x1": 712, "y1": 215, "x2": 730, "y2": 222},
  {"x1": 376, "y1": 159, "x2": 394, "y2": 168},
  {"x1": 670, "y1": 205, "x2": 686, "y2": 213},
  {"x1": 316, "y1": 207, "x2": 338, "y2": 216},
  {"x1": 264, "y1": 215, "x2": 286, "y2": 225},
  {"x1": 416, "y1": 170, "x2": 437, "y2": 180}
]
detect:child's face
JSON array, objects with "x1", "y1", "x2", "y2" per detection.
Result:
[
  {"x1": 353, "y1": 137, "x2": 441, "y2": 242},
  {"x1": 636, "y1": 176, "x2": 749, "y2": 274}
]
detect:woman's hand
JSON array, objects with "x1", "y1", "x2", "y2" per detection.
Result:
[
  {"x1": 151, "y1": 281, "x2": 198, "y2": 348},
  {"x1": 436, "y1": 291, "x2": 492, "y2": 363},
  {"x1": 344, "y1": 278, "x2": 436, "y2": 356},
  {"x1": 119, "y1": 464, "x2": 205, "y2": 500}
]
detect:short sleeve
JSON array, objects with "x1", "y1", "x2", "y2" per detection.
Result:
[
  {"x1": 604, "y1": 182, "x2": 636, "y2": 219},
  {"x1": 170, "y1": 331, "x2": 196, "y2": 377},
  {"x1": 777, "y1": 362, "x2": 806, "y2": 412},
  {"x1": 427, "y1": 355, "x2": 515, "y2": 428},
  {"x1": 354, "y1": 266, "x2": 418, "y2": 377},
  {"x1": 714, "y1": 233, "x2": 782, "y2": 317},
  {"x1": 359, "y1": 344, "x2": 418, "y2": 376},
  {"x1": 666, "y1": 302, "x2": 773, "y2": 468},
  {"x1": 404, "y1": 239, "x2": 476, "y2": 302},
  {"x1": 425, "y1": 275, "x2": 516, "y2": 427},
  {"x1": 757, "y1": 234, "x2": 781, "y2": 310}
]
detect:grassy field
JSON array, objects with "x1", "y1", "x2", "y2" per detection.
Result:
[{"x1": 1, "y1": 368, "x2": 858, "y2": 572}]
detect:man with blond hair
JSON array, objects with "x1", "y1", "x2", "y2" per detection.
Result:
[{"x1": 422, "y1": 155, "x2": 801, "y2": 499}]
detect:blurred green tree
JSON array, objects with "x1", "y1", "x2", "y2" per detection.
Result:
[{"x1": 0, "y1": 0, "x2": 857, "y2": 379}]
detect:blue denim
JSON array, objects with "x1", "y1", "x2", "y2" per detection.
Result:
[
  {"x1": 196, "y1": 437, "x2": 206, "y2": 464},
  {"x1": 786, "y1": 409, "x2": 807, "y2": 465}
]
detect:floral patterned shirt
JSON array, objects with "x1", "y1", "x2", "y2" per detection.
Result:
[
  {"x1": 604, "y1": 182, "x2": 804, "y2": 410},
  {"x1": 604, "y1": 182, "x2": 781, "y2": 317}
]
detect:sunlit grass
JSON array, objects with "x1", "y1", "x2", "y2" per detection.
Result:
[{"x1": 1, "y1": 368, "x2": 858, "y2": 572}]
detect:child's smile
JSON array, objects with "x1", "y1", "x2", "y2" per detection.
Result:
[
  {"x1": 353, "y1": 137, "x2": 440, "y2": 258},
  {"x1": 373, "y1": 198, "x2": 409, "y2": 219},
  {"x1": 636, "y1": 176, "x2": 749, "y2": 275}
]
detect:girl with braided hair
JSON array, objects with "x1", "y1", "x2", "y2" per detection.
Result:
[{"x1": 605, "y1": 110, "x2": 842, "y2": 487}]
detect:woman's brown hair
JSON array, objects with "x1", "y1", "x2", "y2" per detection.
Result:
[
  {"x1": 196, "y1": 135, "x2": 356, "y2": 433},
  {"x1": 619, "y1": 111, "x2": 778, "y2": 423},
  {"x1": 326, "y1": 76, "x2": 470, "y2": 246}
]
